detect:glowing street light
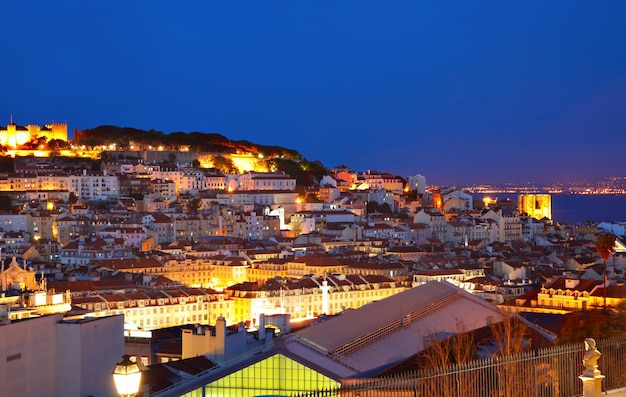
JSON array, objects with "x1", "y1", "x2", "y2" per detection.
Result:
[{"x1": 112, "y1": 354, "x2": 142, "y2": 397}]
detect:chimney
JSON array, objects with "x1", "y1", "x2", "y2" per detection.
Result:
[{"x1": 258, "y1": 313, "x2": 266, "y2": 340}]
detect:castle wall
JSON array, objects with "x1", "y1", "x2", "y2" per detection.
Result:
[{"x1": 0, "y1": 123, "x2": 68, "y2": 148}]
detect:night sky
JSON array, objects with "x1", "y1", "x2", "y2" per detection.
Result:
[{"x1": 2, "y1": 1, "x2": 625, "y2": 186}]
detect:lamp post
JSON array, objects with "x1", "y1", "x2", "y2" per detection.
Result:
[{"x1": 113, "y1": 354, "x2": 142, "y2": 397}]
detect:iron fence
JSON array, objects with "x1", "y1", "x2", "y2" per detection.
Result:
[{"x1": 292, "y1": 336, "x2": 626, "y2": 397}]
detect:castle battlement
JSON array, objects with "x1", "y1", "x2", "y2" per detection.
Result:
[{"x1": 0, "y1": 121, "x2": 68, "y2": 148}]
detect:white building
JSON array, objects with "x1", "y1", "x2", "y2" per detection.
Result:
[
  {"x1": 216, "y1": 191, "x2": 298, "y2": 217},
  {"x1": 237, "y1": 172, "x2": 296, "y2": 191},
  {"x1": 73, "y1": 289, "x2": 232, "y2": 331},
  {"x1": 35, "y1": 172, "x2": 70, "y2": 191},
  {"x1": 521, "y1": 215, "x2": 546, "y2": 242},
  {"x1": 414, "y1": 209, "x2": 447, "y2": 240},
  {"x1": 482, "y1": 209, "x2": 523, "y2": 242},
  {"x1": 408, "y1": 173, "x2": 426, "y2": 194},
  {"x1": 69, "y1": 170, "x2": 119, "y2": 200},
  {"x1": 180, "y1": 170, "x2": 226, "y2": 194},
  {"x1": 0, "y1": 313, "x2": 124, "y2": 397},
  {"x1": 0, "y1": 213, "x2": 28, "y2": 233},
  {"x1": 98, "y1": 225, "x2": 148, "y2": 248},
  {"x1": 446, "y1": 217, "x2": 497, "y2": 245},
  {"x1": 598, "y1": 222, "x2": 626, "y2": 237},
  {"x1": 443, "y1": 189, "x2": 474, "y2": 211}
]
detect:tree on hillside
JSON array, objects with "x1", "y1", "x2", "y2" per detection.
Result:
[
  {"x1": 0, "y1": 156, "x2": 14, "y2": 172},
  {"x1": 304, "y1": 193, "x2": 322, "y2": 203},
  {"x1": 47, "y1": 139, "x2": 67, "y2": 154},
  {"x1": 300, "y1": 160, "x2": 329, "y2": 184},
  {"x1": 24, "y1": 136, "x2": 47, "y2": 149},
  {"x1": 367, "y1": 201, "x2": 393, "y2": 215},
  {"x1": 186, "y1": 198, "x2": 201, "y2": 213},
  {"x1": 212, "y1": 155, "x2": 238, "y2": 174},
  {"x1": 0, "y1": 195, "x2": 12, "y2": 212},
  {"x1": 557, "y1": 309, "x2": 615, "y2": 344},
  {"x1": 596, "y1": 232, "x2": 617, "y2": 309},
  {"x1": 271, "y1": 158, "x2": 314, "y2": 186}
]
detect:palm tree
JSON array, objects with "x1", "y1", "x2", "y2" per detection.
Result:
[{"x1": 595, "y1": 232, "x2": 617, "y2": 310}]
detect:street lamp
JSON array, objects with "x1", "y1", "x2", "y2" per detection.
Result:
[{"x1": 113, "y1": 354, "x2": 142, "y2": 397}]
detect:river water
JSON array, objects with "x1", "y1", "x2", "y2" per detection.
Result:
[{"x1": 476, "y1": 194, "x2": 626, "y2": 225}]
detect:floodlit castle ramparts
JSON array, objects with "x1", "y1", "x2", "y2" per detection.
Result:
[{"x1": 0, "y1": 121, "x2": 68, "y2": 148}]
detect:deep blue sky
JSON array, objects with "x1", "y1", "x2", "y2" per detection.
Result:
[{"x1": 2, "y1": 2, "x2": 625, "y2": 186}]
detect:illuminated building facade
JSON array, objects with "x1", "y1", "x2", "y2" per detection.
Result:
[
  {"x1": 238, "y1": 171, "x2": 296, "y2": 191},
  {"x1": 0, "y1": 122, "x2": 67, "y2": 148},
  {"x1": 518, "y1": 277, "x2": 626, "y2": 312},
  {"x1": 226, "y1": 275, "x2": 406, "y2": 327},
  {"x1": 0, "y1": 172, "x2": 69, "y2": 192},
  {"x1": 72, "y1": 288, "x2": 232, "y2": 330},
  {"x1": 432, "y1": 189, "x2": 443, "y2": 210},
  {"x1": 358, "y1": 170, "x2": 404, "y2": 193},
  {"x1": 27, "y1": 211, "x2": 57, "y2": 241},
  {"x1": 98, "y1": 256, "x2": 216, "y2": 288},
  {"x1": 518, "y1": 193, "x2": 552, "y2": 220}
]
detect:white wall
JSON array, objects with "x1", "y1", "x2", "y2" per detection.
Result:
[
  {"x1": 55, "y1": 315, "x2": 125, "y2": 397},
  {"x1": 0, "y1": 314, "x2": 60, "y2": 397},
  {"x1": 0, "y1": 313, "x2": 125, "y2": 397}
]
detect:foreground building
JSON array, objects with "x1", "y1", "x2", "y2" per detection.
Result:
[
  {"x1": 0, "y1": 313, "x2": 123, "y2": 397},
  {"x1": 145, "y1": 281, "x2": 511, "y2": 397}
]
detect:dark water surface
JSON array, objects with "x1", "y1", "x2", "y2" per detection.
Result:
[{"x1": 477, "y1": 194, "x2": 626, "y2": 225}]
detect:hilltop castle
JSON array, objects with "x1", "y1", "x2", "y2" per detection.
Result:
[{"x1": 0, "y1": 120, "x2": 68, "y2": 148}]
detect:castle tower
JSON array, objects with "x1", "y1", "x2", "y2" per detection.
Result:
[
  {"x1": 518, "y1": 194, "x2": 552, "y2": 220},
  {"x1": 0, "y1": 120, "x2": 68, "y2": 149}
]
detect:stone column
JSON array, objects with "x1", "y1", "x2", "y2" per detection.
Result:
[{"x1": 579, "y1": 337, "x2": 604, "y2": 397}]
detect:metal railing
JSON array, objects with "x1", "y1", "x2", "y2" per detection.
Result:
[{"x1": 292, "y1": 336, "x2": 626, "y2": 397}]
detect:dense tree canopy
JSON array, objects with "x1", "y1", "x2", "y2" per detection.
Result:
[
  {"x1": 74, "y1": 125, "x2": 302, "y2": 159},
  {"x1": 270, "y1": 158, "x2": 329, "y2": 188},
  {"x1": 212, "y1": 155, "x2": 238, "y2": 174},
  {"x1": 596, "y1": 232, "x2": 617, "y2": 309},
  {"x1": 557, "y1": 303, "x2": 626, "y2": 344},
  {"x1": 0, "y1": 195, "x2": 13, "y2": 212}
]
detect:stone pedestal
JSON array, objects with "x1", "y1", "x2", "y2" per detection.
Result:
[{"x1": 579, "y1": 375, "x2": 604, "y2": 397}]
